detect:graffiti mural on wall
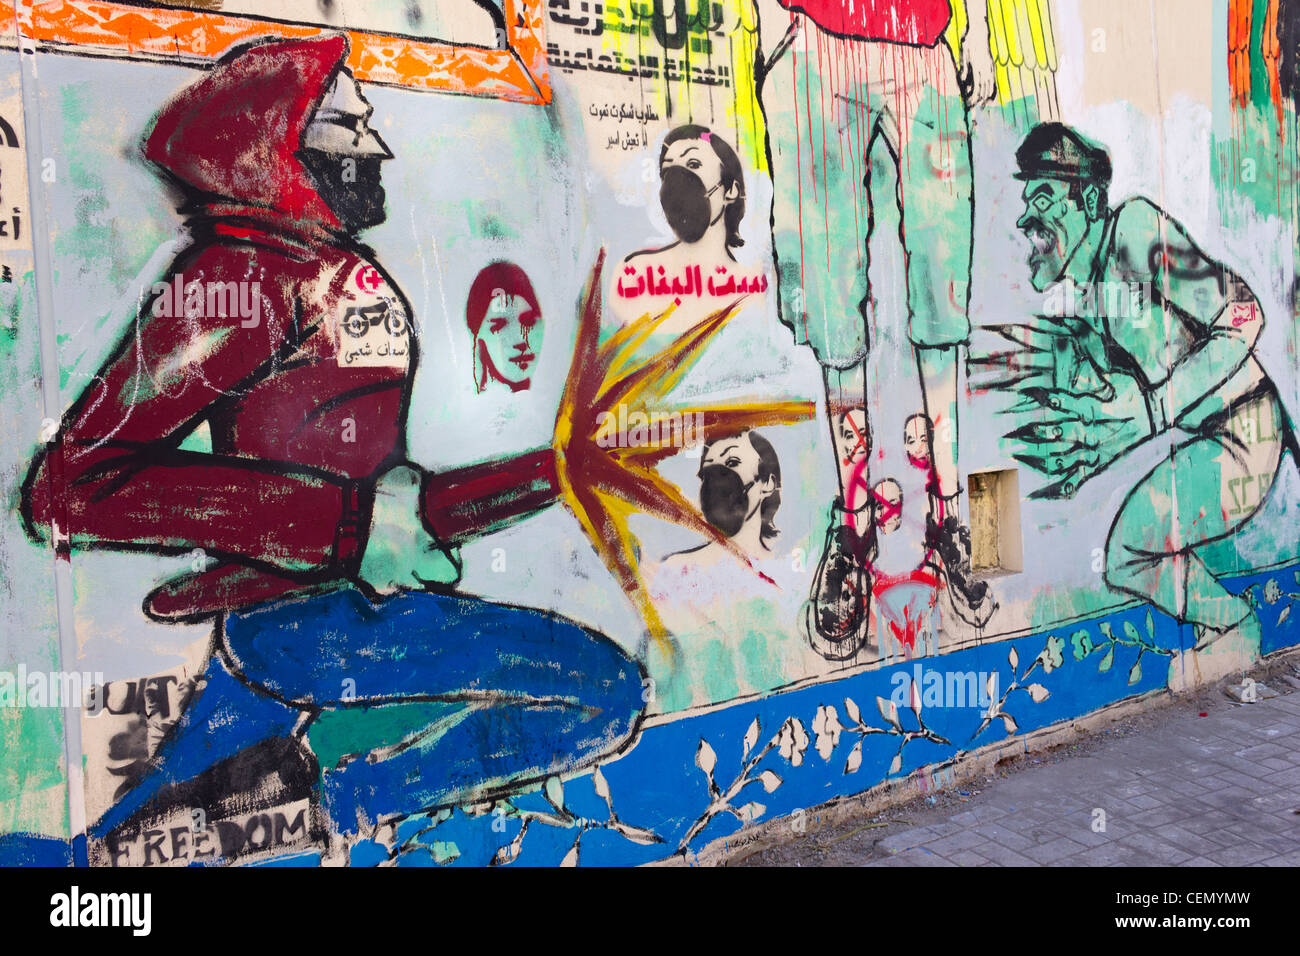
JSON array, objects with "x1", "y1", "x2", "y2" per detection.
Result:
[{"x1": 1, "y1": 0, "x2": 1299, "y2": 866}]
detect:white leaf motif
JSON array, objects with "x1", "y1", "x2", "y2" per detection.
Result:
[
  {"x1": 877, "y1": 696, "x2": 901, "y2": 729},
  {"x1": 612, "y1": 821, "x2": 662, "y2": 845},
  {"x1": 759, "y1": 770, "x2": 783, "y2": 793},
  {"x1": 844, "y1": 696, "x2": 862, "y2": 725},
  {"x1": 1009, "y1": 647, "x2": 1019, "y2": 672},
  {"x1": 813, "y1": 705, "x2": 841, "y2": 761},
  {"x1": 544, "y1": 776, "x2": 564, "y2": 812},
  {"x1": 742, "y1": 716, "x2": 761, "y2": 760},
  {"x1": 1027, "y1": 683, "x2": 1050, "y2": 703},
  {"x1": 696, "y1": 738, "x2": 717, "y2": 776},
  {"x1": 778, "y1": 717, "x2": 809, "y2": 766},
  {"x1": 591, "y1": 766, "x2": 611, "y2": 802},
  {"x1": 845, "y1": 740, "x2": 863, "y2": 774},
  {"x1": 492, "y1": 823, "x2": 528, "y2": 866}
]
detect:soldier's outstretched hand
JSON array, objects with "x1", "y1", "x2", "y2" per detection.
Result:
[{"x1": 1003, "y1": 372, "x2": 1154, "y2": 499}]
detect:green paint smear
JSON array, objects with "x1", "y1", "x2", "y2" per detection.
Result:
[
  {"x1": 306, "y1": 700, "x2": 468, "y2": 772},
  {"x1": 0, "y1": 637, "x2": 69, "y2": 836},
  {"x1": 53, "y1": 82, "x2": 170, "y2": 395}
]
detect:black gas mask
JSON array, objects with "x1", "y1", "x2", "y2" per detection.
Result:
[
  {"x1": 660, "y1": 166, "x2": 726, "y2": 244},
  {"x1": 699, "y1": 464, "x2": 755, "y2": 538},
  {"x1": 299, "y1": 150, "x2": 387, "y2": 233}
]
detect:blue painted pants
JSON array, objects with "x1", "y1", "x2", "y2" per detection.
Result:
[{"x1": 94, "y1": 587, "x2": 646, "y2": 838}]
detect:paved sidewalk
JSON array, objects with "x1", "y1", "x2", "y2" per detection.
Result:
[{"x1": 866, "y1": 680, "x2": 1300, "y2": 867}]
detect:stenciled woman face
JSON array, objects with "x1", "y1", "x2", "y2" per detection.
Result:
[
  {"x1": 659, "y1": 138, "x2": 737, "y2": 245},
  {"x1": 698, "y1": 432, "x2": 776, "y2": 540},
  {"x1": 475, "y1": 288, "x2": 542, "y2": 391}
]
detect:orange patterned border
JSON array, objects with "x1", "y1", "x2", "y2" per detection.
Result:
[{"x1": 0, "y1": 0, "x2": 550, "y2": 103}]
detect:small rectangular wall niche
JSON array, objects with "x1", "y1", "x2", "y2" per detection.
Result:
[{"x1": 968, "y1": 469, "x2": 1023, "y2": 575}]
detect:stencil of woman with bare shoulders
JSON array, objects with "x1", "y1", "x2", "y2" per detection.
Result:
[
  {"x1": 645, "y1": 430, "x2": 827, "y2": 711},
  {"x1": 611, "y1": 125, "x2": 769, "y2": 336}
]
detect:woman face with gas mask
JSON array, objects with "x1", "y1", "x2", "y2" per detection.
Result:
[
  {"x1": 658, "y1": 127, "x2": 744, "y2": 253},
  {"x1": 698, "y1": 431, "x2": 781, "y2": 553}
]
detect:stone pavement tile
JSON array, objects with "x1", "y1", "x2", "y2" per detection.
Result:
[
  {"x1": 1262, "y1": 765, "x2": 1300, "y2": 787},
  {"x1": 1117, "y1": 805, "x2": 1191, "y2": 829},
  {"x1": 1116, "y1": 832, "x2": 1194, "y2": 865},
  {"x1": 1176, "y1": 760, "x2": 1233, "y2": 778},
  {"x1": 989, "y1": 811, "x2": 1058, "y2": 836},
  {"x1": 1213, "y1": 717, "x2": 1263, "y2": 737},
  {"x1": 1021, "y1": 835, "x2": 1088, "y2": 863},
  {"x1": 922, "y1": 821, "x2": 969, "y2": 839},
  {"x1": 1166, "y1": 735, "x2": 1222, "y2": 756},
  {"x1": 1055, "y1": 806, "x2": 1108, "y2": 831},
  {"x1": 946, "y1": 805, "x2": 1007, "y2": 827},
  {"x1": 1244, "y1": 791, "x2": 1300, "y2": 814},
  {"x1": 1022, "y1": 822, "x2": 1077, "y2": 847},
  {"x1": 1193, "y1": 789, "x2": 1260, "y2": 813},
  {"x1": 1260, "y1": 702, "x2": 1300, "y2": 721},
  {"x1": 1233, "y1": 742, "x2": 1291, "y2": 759},
  {"x1": 1151, "y1": 823, "x2": 1232, "y2": 856},
  {"x1": 1260, "y1": 711, "x2": 1300, "y2": 728},
  {"x1": 1188, "y1": 814, "x2": 1281, "y2": 844},
  {"x1": 944, "y1": 849, "x2": 990, "y2": 866},
  {"x1": 1136, "y1": 771, "x2": 1213, "y2": 793},
  {"x1": 867, "y1": 847, "x2": 954, "y2": 867},
  {"x1": 1206, "y1": 771, "x2": 1275, "y2": 795},
  {"x1": 1247, "y1": 723, "x2": 1297, "y2": 742},
  {"x1": 1180, "y1": 812, "x2": 1231, "y2": 836},
  {"x1": 1257, "y1": 757, "x2": 1293, "y2": 772},
  {"x1": 877, "y1": 828, "x2": 943, "y2": 852},
  {"x1": 967, "y1": 822, "x2": 1036, "y2": 852},
  {"x1": 1213, "y1": 813, "x2": 1298, "y2": 840},
  {"x1": 1007, "y1": 792, "x2": 1092, "y2": 816},
  {"x1": 1057, "y1": 841, "x2": 1149, "y2": 866},
  {"x1": 1203, "y1": 841, "x2": 1279, "y2": 866},
  {"x1": 1165, "y1": 779, "x2": 1213, "y2": 798},
  {"x1": 972, "y1": 842, "x2": 1038, "y2": 866},
  {"x1": 960, "y1": 804, "x2": 1010, "y2": 824},
  {"x1": 1210, "y1": 755, "x2": 1283, "y2": 779},
  {"x1": 1178, "y1": 856, "x2": 1223, "y2": 866},
  {"x1": 923, "y1": 829, "x2": 991, "y2": 856},
  {"x1": 1056, "y1": 825, "x2": 1111, "y2": 848},
  {"x1": 1122, "y1": 793, "x2": 1166, "y2": 811},
  {"x1": 1260, "y1": 848, "x2": 1300, "y2": 866},
  {"x1": 1112, "y1": 781, "x2": 1162, "y2": 799},
  {"x1": 1213, "y1": 814, "x2": 1300, "y2": 842}
]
